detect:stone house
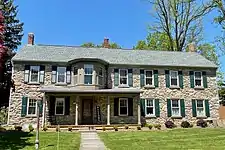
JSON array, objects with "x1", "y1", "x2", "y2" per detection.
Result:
[{"x1": 8, "y1": 33, "x2": 219, "y2": 127}]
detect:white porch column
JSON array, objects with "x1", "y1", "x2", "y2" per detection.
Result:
[
  {"x1": 137, "y1": 97, "x2": 141, "y2": 125},
  {"x1": 75, "y1": 96, "x2": 79, "y2": 126},
  {"x1": 42, "y1": 93, "x2": 46, "y2": 128},
  {"x1": 107, "y1": 96, "x2": 110, "y2": 125}
]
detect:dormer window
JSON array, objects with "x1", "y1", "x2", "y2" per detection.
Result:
[
  {"x1": 84, "y1": 64, "x2": 93, "y2": 84},
  {"x1": 194, "y1": 71, "x2": 202, "y2": 87},
  {"x1": 57, "y1": 67, "x2": 66, "y2": 83}
]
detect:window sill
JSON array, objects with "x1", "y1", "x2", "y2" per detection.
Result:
[
  {"x1": 118, "y1": 115, "x2": 128, "y2": 117},
  {"x1": 55, "y1": 83, "x2": 68, "y2": 86},
  {"x1": 196, "y1": 116, "x2": 207, "y2": 119},
  {"x1": 55, "y1": 114, "x2": 65, "y2": 116},
  {"x1": 118, "y1": 84, "x2": 129, "y2": 88},
  {"x1": 171, "y1": 116, "x2": 183, "y2": 119},
  {"x1": 27, "y1": 83, "x2": 40, "y2": 85},
  {"x1": 144, "y1": 85, "x2": 155, "y2": 89},
  {"x1": 169, "y1": 86, "x2": 180, "y2": 89},
  {"x1": 145, "y1": 115, "x2": 157, "y2": 118},
  {"x1": 25, "y1": 115, "x2": 37, "y2": 118},
  {"x1": 194, "y1": 86, "x2": 204, "y2": 90}
]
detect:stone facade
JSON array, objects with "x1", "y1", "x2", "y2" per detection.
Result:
[{"x1": 8, "y1": 62, "x2": 219, "y2": 127}]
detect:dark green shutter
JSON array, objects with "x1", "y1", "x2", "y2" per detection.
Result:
[
  {"x1": 65, "y1": 96, "x2": 70, "y2": 115},
  {"x1": 178, "y1": 71, "x2": 183, "y2": 89},
  {"x1": 114, "y1": 98, "x2": 119, "y2": 116},
  {"x1": 180, "y1": 99, "x2": 185, "y2": 117},
  {"x1": 39, "y1": 100, "x2": 43, "y2": 117},
  {"x1": 167, "y1": 99, "x2": 171, "y2": 117},
  {"x1": 114, "y1": 69, "x2": 119, "y2": 86},
  {"x1": 192, "y1": 99, "x2": 197, "y2": 117},
  {"x1": 190, "y1": 71, "x2": 194, "y2": 88},
  {"x1": 140, "y1": 70, "x2": 145, "y2": 87},
  {"x1": 21, "y1": 96, "x2": 28, "y2": 117},
  {"x1": 140, "y1": 99, "x2": 145, "y2": 116},
  {"x1": 165, "y1": 70, "x2": 170, "y2": 88},
  {"x1": 39, "y1": 65, "x2": 45, "y2": 84},
  {"x1": 205, "y1": 99, "x2": 210, "y2": 117},
  {"x1": 202, "y1": 71, "x2": 208, "y2": 88},
  {"x1": 128, "y1": 69, "x2": 133, "y2": 87},
  {"x1": 154, "y1": 70, "x2": 158, "y2": 87},
  {"x1": 49, "y1": 96, "x2": 55, "y2": 116},
  {"x1": 128, "y1": 98, "x2": 133, "y2": 116},
  {"x1": 155, "y1": 99, "x2": 160, "y2": 117}
]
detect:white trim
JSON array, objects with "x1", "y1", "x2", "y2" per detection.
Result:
[
  {"x1": 145, "y1": 99, "x2": 155, "y2": 117},
  {"x1": 171, "y1": 99, "x2": 181, "y2": 117},
  {"x1": 26, "y1": 98, "x2": 37, "y2": 116},
  {"x1": 55, "y1": 98, "x2": 65, "y2": 115},
  {"x1": 170, "y1": 70, "x2": 179, "y2": 87},
  {"x1": 119, "y1": 69, "x2": 128, "y2": 86},
  {"x1": 84, "y1": 64, "x2": 93, "y2": 85},
  {"x1": 194, "y1": 71, "x2": 203, "y2": 87},
  {"x1": 196, "y1": 99, "x2": 206, "y2": 117},
  {"x1": 144, "y1": 70, "x2": 154, "y2": 86},
  {"x1": 119, "y1": 98, "x2": 128, "y2": 116},
  {"x1": 29, "y1": 66, "x2": 40, "y2": 83},
  {"x1": 56, "y1": 67, "x2": 67, "y2": 84}
]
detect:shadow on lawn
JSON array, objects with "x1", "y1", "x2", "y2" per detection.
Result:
[{"x1": 0, "y1": 130, "x2": 34, "y2": 150}]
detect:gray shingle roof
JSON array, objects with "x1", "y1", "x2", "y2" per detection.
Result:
[{"x1": 12, "y1": 44, "x2": 217, "y2": 68}]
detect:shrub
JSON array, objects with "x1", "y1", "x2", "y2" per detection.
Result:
[
  {"x1": 137, "y1": 126, "x2": 141, "y2": 130},
  {"x1": 165, "y1": 120, "x2": 175, "y2": 128},
  {"x1": 181, "y1": 121, "x2": 191, "y2": 128},
  {"x1": 28, "y1": 124, "x2": 34, "y2": 132},
  {"x1": 0, "y1": 126, "x2": 6, "y2": 132},
  {"x1": 189, "y1": 124, "x2": 193, "y2": 128},
  {"x1": 148, "y1": 124, "x2": 153, "y2": 130},
  {"x1": 102, "y1": 126, "x2": 106, "y2": 131},
  {"x1": 43, "y1": 126, "x2": 48, "y2": 131},
  {"x1": 125, "y1": 125, "x2": 129, "y2": 129},
  {"x1": 68, "y1": 127, "x2": 72, "y2": 132},
  {"x1": 56, "y1": 126, "x2": 60, "y2": 132},
  {"x1": 114, "y1": 126, "x2": 118, "y2": 131},
  {"x1": 197, "y1": 119, "x2": 207, "y2": 128},
  {"x1": 14, "y1": 126, "x2": 22, "y2": 131},
  {"x1": 154, "y1": 124, "x2": 161, "y2": 130},
  {"x1": 0, "y1": 107, "x2": 8, "y2": 125}
]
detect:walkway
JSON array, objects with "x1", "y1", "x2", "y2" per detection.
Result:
[{"x1": 80, "y1": 131, "x2": 106, "y2": 150}]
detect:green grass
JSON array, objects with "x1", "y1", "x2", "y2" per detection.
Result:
[
  {"x1": 99, "y1": 128, "x2": 225, "y2": 150},
  {"x1": 0, "y1": 131, "x2": 80, "y2": 150}
]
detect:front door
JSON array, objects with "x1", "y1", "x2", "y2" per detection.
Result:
[{"x1": 82, "y1": 99, "x2": 93, "y2": 124}]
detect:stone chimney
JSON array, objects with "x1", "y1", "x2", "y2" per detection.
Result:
[
  {"x1": 103, "y1": 38, "x2": 110, "y2": 48},
  {"x1": 187, "y1": 42, "x2": 196, "y2": 52},
  {"x1": 28, "y1": 33, "x2": 34, "y2": 45}
]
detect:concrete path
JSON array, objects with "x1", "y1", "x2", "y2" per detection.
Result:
[{"x1": 80, "y1": 131, "x2": 106, "y2": 150}]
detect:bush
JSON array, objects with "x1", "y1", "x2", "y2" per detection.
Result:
[
  {"x1": 165, "y1": 120, "x2": 175, "y2": 128},
  {"x1": 14, "y1": 126, "x2": 22, "y2": 131},
  {"x1": 43, "y1": 126, "x2": 48, "y2": 131},
  {"x1": 125, "y1": 125, "x2": 129, "y2": 129},
  {"x1": 197, "y1": 119, "x2": 207, "y2": 128},
  {"x1": 137, "y1": 126, "x2": 141, "y2": 130},
  {"x1": 189, "y1": 124, "x2": 193, "y2": 128},
  {"x1": 0, "y1": 107, "x2": 8, "y2": 125},
  {"x1": 56, "y1": 126, "x2": 60, "y2": 132},
  {"x1": 102, "y1": 126, "x2": 106, "y2": 131},
  {"x1": 0, "y1": 126, "x2": 6, "y2": 132},
  {"x1": 114, "y1": 126, "x2": 118, "y2": 131},
  {"x1": 68, "y1": 127, "x2": 72, "y2": 132},
  {"x1": 28, "y1": 124, "x2": 34, "y2": 132},
  {"x1": 181, "y1": 121, "x2": 191, "y2": 128},
  {"x1": 154, "y1": 124, "x2": 161, "y2": 130},
  {"x1": 148, "y1": 124, "x2": 153, "y2": 130}
]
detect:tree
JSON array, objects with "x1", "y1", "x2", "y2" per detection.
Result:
[
  {"x1": 0, "y1": 10, "x2": 6, "y2": 87},
  {"x1": 148, "y1": 0, "x2": 213, "y2": 51},
  {"x1": 81, "y1": 42, "x2": 96, "y2": 48},
  {"x1": 81, "y1": 41, "x2": 121, "y2": 49}
]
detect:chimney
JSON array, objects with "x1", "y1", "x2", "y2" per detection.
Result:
[
  {"x1": 28, "y1": 33, "x2": 34, "y2": 45},
  {"x1": 103, "y1": 38, "x2": 110, "y2": 48},
  {"x1": 187, "y1": 42, "x2": 196, "y2": 52}
]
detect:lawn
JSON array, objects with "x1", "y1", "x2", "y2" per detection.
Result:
[
  {"x1": 99, "y1": 128, "x2": 225, "y2": 150},
  {"x1": 0, "y1": 131, "x2": 80, "y2": 150}
]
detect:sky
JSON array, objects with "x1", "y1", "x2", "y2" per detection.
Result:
[{"x1": 14, "y1": 0, "x2": 225, "y2": 74}]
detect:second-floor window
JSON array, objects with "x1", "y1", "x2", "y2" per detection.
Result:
[
  {"x1": 29, "y1": 66, "x2": 40, "y2": 83},
  {"x1": 194, "y1": 71, "x2": 202, "y2": 87},
  {"x1": 57, "y1": 67, "x2": 66, "y2": 83},
  {"x1": 170, "y1": 71, "x2": 178, "y2": 86},
  {"x1": 145, "y1": 70, "x2": 153, "y2": 86},
  {"x1": 119, "y1": 69, "x2": 128, "y2": 85},
  {"x1": 84, "y1": 64, "x2": 93, "y2": 84}
]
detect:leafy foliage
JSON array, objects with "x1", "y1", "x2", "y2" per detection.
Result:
[
  {"x1": 154, "y1": 124, "x2": 161, "y2": 130},
  {"x1": 0, "y1": 106, "x2": 8, "y2": 124},
  {"x1": 114, "y1": 126, "x2": 118, "y2": 131},
  {"x1": 68, "y1": 127, "x2": 72, "y2": 132},
  {"x1": 165, "y1": 120, "x2": 175, "y2": 128},
  {"x1": 124, "y1": 125, "x2": 129, "y2": 129},
  {"x1": 148, "y1": 124, "x2": 153, "y2": 130},
  {"x1": 137, "y1": 126, "x2": 141, "y2": 130},
  {"x1": 181, "y1": 121, "x2": 191, "y2": 128},
  {"x1": 197, "y1": 119, "x2": 208, "y2": 128},
  {"x1": 28, "y1": 124, "x2": 34, "y2": 132},
  {"x1": 42, "y1": 126, "x2": 48, "y2": 131},
  {"x1": 81, "y1": 42, "x2": 121, "y2": 49},
  {"x1": 14, "y1": 126, "x2": 22, "y2": 131}
]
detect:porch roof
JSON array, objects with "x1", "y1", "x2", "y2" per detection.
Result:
[{"x1": 40, "y1": 86, "x2": 143, "y2": 94}]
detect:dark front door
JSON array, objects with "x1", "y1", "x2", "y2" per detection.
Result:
[{"x1": 82, "y1": 99, "x2": 93, "y2": 124}]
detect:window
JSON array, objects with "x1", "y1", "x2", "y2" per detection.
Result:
[
  {"x1": 119, "y1": 98, "x2": 128, "y2": 116},
  {"x1": 29, "y1": 66, "x2": 40, "y2": 83},
  {"x1": 27, "y1": 99, "x2": 37, "y2": 116},
  {"x1": 196, "y1": 100, "x2": 205, "y2": 116},
  {"x1": 171, "y1": 100, "x2": 180, "y2": 116},
  {"x1": 57, "y1": 67, "x2": 66, "y2": 83},
  {"x1": 84, "y1": 64, "x2": 93, "y2": 84},
  {"x1": 119, "y1": 69, "x2": 128, "y2": 85},
  {"x1": 146, "y1": 99, "x2": 155, "y2": 116},
  {"x1": 170, "y1": 71, "x2": 178, "y2": 86},
  {"x1": 74, "y1": 67, "x2": 78, "y2": 75},
  {"x1": 98, "y1": 67, "x2": 103, "y2": 85},
  {"x1": 194, "y1": 71, "x2": 202, "y2": 87},
  {"x1": 55, "y1": 98, "x2": 65, "y2": 115},
  {"x1": 145, "y1": 70, "x2": 153, "y2": 85}
]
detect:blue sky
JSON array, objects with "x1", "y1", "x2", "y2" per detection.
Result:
[{"x1": 15, "y1": 0, "x2": 224, "y2": 74}]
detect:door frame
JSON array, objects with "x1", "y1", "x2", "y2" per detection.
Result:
[{"x1": 81, "y1": 98, "x2": 93, "y2": 124}]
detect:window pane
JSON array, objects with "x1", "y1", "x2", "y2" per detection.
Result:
[
  {"x1": 84, "y1": 65, "x2": 93, "y2": 75},
  {"x1": 172, "y1": 100, "x2": 179, "y2": 107},
  {"x1": 30, "y1": 66, "x2": 39, "y2": 82},
  {"x1": 28, "y1": 99, "x2": 36, "y2": 115},
  {"x1": 146, "y1": 107, "x2": 154, "y2": 115},
  {"x1": 146, "y1": 78, "x2": 153, "y2": 85},
  {"x1": 171, "y1": 79, "x2": 178, "y2": 86},
  {"x1": 74, "y1": 67, "x2": 78, "y2": 75},
  {"x1": 28, "y1": 107, "x2": 36, "y2": 115},
  {"x1": 57, "y1": 67, "x2": 66, "y2": 83},
  {"x1": 120, "y1": 107, "x2": 127, "y2": 115},
  {"x1": 120, "y1": 77, "x2": 127, "y2": 84},
  {"x1": 120, "y1": 70, "x2": 127, "y2": 77},
  {"x1": 146, "y1": 100, "x2": 153, "y2": 107},
  {"x1": 197, "y1": 108, "x2": 205, "y2": 116},
  {"x1": 195, "y1": 72, "x2": 201, "y2": 78},
  {"x1": 84, "y1": 75, "x2": 92, "y2": 84},
  {"x1": 56, "y1": 99, "x2": 64, "y2": 115},
  {"x1": 99, "y1": 68, "x2": 103, "y2": 76},
  {"x1": 172, "y1": 108, "x2": 180, "y2": 116},
  {"x1": 197, "y1": 100, "x2": 204, "y2": 107},
  {"x1": 120, "y1": 99, "x2": 127, "y2": 107},
  {"x1": 146, "y1": 71, "x2": 152, "y2": 77},
  {"x1": 171, "y1": 71, "x2": 177, "y2": 78},
  {"x1": 195, "y1": 79, "x2": 202, "y2": 86}
]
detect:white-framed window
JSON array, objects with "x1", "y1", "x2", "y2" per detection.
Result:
[
  {"x1": 145, "y1": 99, "x2": 155, "y2": 116},
  {"x1": 84, "y1": 64, "x2": 93, "y2": 84},
  {"x1": 98, "y1": 67, "x2": 103, "y2": 85},
  {"x1": 196, "y1": 100, "x2": 205, "y2": 116},
  {"x1": 119, "y1": 69, "x2": 128, "y2": 85},
  {"x1": 194, "y1": 71, "x2": 202, "y2": 87},
  {"x1": 119, "y1": 98, "x2": 128, "y2": 116},
  {"x1": 171, "y1": 99, "x2": 180, "y2": 116},
  {"x1": 55, "y1": 98, "x2": 65, "y2": 115},
  {"x1": 27, "y1": 99, "x2": 37, "y2": 116},
  {"x1": 29, "y1": 66, "x2": 40, "y2": 83},
  {"x1": 57, "y1": 67, "x2": 66, "y2": 83},
  {"x1": 170, "y1": 71, "x2": 179, "y2": 86},
  {"x1": 144, "y1": 70, "x2": 153, "y2": 86}
]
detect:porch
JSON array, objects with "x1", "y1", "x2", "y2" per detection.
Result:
[{"x1": 40, "y1": 87, "x2": 142, "y2": 126}]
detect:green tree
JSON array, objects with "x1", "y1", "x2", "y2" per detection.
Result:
[
  {"x1": 81, "y1": 42, "x2": 96, "y2": 48},
  {"x1": 81, "y1": 41, "x2": 121, "y2": 49}
]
